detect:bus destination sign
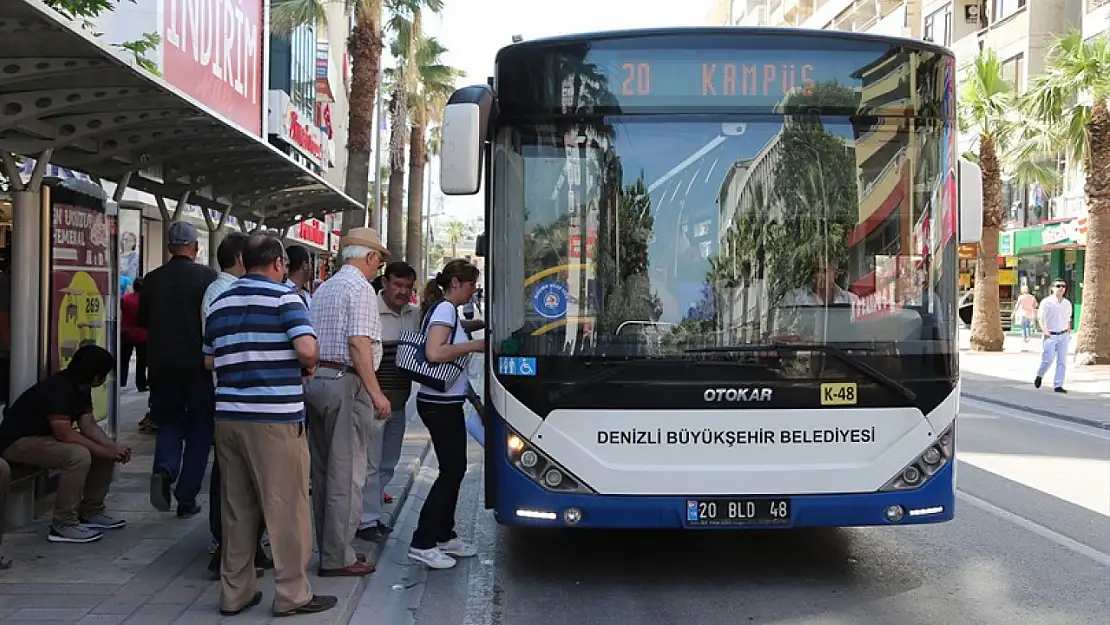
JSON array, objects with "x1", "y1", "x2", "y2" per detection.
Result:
[
  {"x1": 565, "y1": 47, "x2": 887, "y2": 109},
  {"x1": 615, "y1": 60, "x2": 817, "y2": 100}
]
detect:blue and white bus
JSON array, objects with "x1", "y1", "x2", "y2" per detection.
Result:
[{"x1": 439, "y1": 27, "x2": 983, "y2": 530}]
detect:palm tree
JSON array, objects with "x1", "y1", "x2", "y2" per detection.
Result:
[
  {"x1": 959, "y1": 50, "x2": 1014, "y2": 352},
  {"x1": 271, "y1": 0, "x2": 385, "y2": 234},
  {"x1": 1023, "y1": 30, "x2": 1110, "y2": 365},
  {"x1": 382, "y1": 0, "x2": 443, "y2": 260},
  {"x1": 443, "y1": 219, "x2": 465, "y2": 257},
  {"x1": 405, "y1": 33, "x2": 461, "y2": 268}
]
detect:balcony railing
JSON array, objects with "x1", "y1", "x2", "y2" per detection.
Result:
[{"x1": 829, "y1": 0, "x2": 906, "y2": 32}]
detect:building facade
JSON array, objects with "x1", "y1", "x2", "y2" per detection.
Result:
[{"x1": 707, "y1": 0, "x2": 1096, "y2": 331}]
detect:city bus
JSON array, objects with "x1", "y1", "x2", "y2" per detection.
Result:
[{"x1": 438, "y1": 27, "x2": 983, "y2": 529}]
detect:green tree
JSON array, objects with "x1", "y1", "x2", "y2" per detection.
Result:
[
  {"x1": 404, "y1": 27, "x2": 460, "y2": 268},
  {"x1": 765, "y1": 82, "x2": 859, "y2": 307},
  {"x1": 592, "y1": 174, "x2": 662, "y2": 336},
  {"x1": 442, "y1": 218, "x2": 465, "y2": 257},
  {"x1": 45, "y1": 0, "x2": 160, "y2": 73},
  {"x1": 382, "y1": 0, "x2": 444, "y2": 260},
  {"x1": 272, "y1": 0, "x2": 386, "y2": 234},
  {"x1": 1023, "y1": 30, "x2": 1110, "y2": 365},
  {"x1": 960, "y1": 50, "x2": 1014, "y2": 352}
]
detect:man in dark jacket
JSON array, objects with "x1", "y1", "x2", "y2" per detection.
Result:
[{"x1": 138, "y1": 220, "x2": 217, "y2": 517}]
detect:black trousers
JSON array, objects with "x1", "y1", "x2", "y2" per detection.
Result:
[
  {"x1": 120, "y1": 340, "x2": 147, "y2": 389},
  {"x1": 410, "y1": 400, "x2": 467, "y2": 550}
]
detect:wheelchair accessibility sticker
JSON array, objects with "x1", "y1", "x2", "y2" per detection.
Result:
[{"x1": 498, "y1": 357, "x2": 537, "y2": 377}]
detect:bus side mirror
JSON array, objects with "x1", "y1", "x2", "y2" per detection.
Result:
[
  {"x1": 475, "y1": 233, "x2": 487, "y2": 258},
  {"x1": 440, "y1": 103, "x2": 482, "y2": 195},
  {"x1": 440, "y1": 85, "x2": 496, "y2": 196},
  {"x1": 957, "y1": 158, "x2": 983, "y2": 244}
]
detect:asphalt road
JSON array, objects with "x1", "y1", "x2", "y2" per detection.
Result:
[{"x1": 363, "y1": 397, "x2": 1110, "y2": 625}]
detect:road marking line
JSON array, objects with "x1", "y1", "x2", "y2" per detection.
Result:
[
  {"x1": 961, "y1": 398, "x2": 1110, "y2": 440},
  {"x1": 957, "y1": 491, "x2": 1110, "y2": 567}
]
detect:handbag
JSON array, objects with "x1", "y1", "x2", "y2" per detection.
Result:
[{"x1": 395, "y1": 299, "x2": 470, "y2": 393}]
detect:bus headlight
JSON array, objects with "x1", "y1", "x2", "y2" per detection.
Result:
[
  {"x1": 880, "y1": 423, "x2": 955, "y2": 492},
  {"x1": 505, "y1": 427, "x2": 594, "y2": 494}
]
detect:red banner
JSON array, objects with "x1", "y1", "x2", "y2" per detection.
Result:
[{"x1": 162, "y1": 0, "x2": 265, "y2": 135}]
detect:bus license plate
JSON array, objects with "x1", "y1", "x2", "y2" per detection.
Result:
[{"x1": 686, "y1": 498, "x2": 791, "y2": 526}]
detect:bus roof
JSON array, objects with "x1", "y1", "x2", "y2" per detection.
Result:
[{"x1": 497, "y1": 27, "x2": 953, "y2": 60}]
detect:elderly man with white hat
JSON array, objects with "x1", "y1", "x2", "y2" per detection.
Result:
[{"x1": 304, "y1": 227, "x2": 392, "y2": 577}]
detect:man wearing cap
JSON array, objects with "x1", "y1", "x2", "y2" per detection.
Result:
[
  {"x1": 138, "y1": 220, "x2": 218, "y2": 518},
  {"x1": 304, "y1": 227, "x2": 391, "y2": 577}
]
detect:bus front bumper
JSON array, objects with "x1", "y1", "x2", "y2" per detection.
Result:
[{"x1": 493, "y1": 460, "x2": 955, "y2": 529}]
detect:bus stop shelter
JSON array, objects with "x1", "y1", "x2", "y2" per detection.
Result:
[{"x1": 0, "y1": 1, "x2": 363, "y2": 411}]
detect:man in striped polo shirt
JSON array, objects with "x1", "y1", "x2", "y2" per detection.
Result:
[{"x1": 203, "y1": 233, "x2": 335, "y2": 619}]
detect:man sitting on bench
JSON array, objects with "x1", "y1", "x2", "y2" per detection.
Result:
[{"x1": 0, "y1": 345, "x2": 131, "y2": 544}]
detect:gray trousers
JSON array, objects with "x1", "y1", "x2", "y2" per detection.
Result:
[
  {"x1": 304, "y1": 370, "x2": 380, "y2": 570},
  {"x1": 360, "y1": 406, "x2": 408, "y2": 528}
]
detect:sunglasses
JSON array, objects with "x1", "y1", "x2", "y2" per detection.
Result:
[{"x1": 1053, "y1": 283, "x2": 1066, "y2": 288}]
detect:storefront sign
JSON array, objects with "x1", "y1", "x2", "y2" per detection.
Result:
[
  {"x1": 267, "y1": 90, "x2": 324, "y2": 164},
  {"x1": 958, "y1": 243, "x2": 978, "y2": 259},
  {"x1": 162, "y1": 0, "x2": 264, "y2": 136},
  {"x1": 1041, "y1": 220, "x2": 1080, "y2": 246},
  {"x1": 50, "y1": 203, "x2": 114, "y2": 421},
  {"x1": 288, "y1": 218, "x2": 328, "y2": 249},
  {"x1": 998, "y1": 231, "x2": 1014, "y2": 256}
]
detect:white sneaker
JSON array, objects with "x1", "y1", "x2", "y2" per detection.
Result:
[
  {"x1": 408, "y1": 546, "x2": 457, "y2": 569},
  {"x1": 437, "y1": 538, "x2": 477, "y2": 558}
]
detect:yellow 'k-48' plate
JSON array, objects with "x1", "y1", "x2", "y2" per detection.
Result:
[{"x1": 821, "y1": 382, "x2": 858, "y2": 406}]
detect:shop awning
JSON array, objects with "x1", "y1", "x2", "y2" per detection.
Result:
[{"x1": 0, "y1": 0, "x2": 361, "y2": 230}]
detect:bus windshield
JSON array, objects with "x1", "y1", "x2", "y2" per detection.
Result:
[{"x1": 490, "y1": 109, "x2": 957, "y2": 360}]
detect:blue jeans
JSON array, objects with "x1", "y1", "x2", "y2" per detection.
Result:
[
  {"x1": 150, "y1": 368, "x2": 214, "y2": 507},
  {"x1": 1037, "y1": 333, "x2": 1070, "y2": 388},
  {"x1": 1021, "y1": 318, "x2": 1032, "y2": 341}
]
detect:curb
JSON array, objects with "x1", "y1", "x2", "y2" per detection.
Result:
[
  {"x1": 331, "y1": 435, "x2": 434, "y2": 625},
  {"x1": 962, "y1": 393, "x2": 1110, "y2": 431},
  {"x1": 347, "y1": 457, "x2": 440, "y2": 625}
]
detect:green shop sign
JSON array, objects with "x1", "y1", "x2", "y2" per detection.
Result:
[{"x1": 999, "y1": 218, "x2": 1085, "y2": 256}]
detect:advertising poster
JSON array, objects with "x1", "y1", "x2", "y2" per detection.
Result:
[
  {"x1": 50, "y1": 203, "x2": 115, "y2": 422},
  {"x1": 119, "y1": 207, "x2": 142, "y2": 292}
]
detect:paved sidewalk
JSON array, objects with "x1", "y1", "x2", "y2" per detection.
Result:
[
  {"x1": 0, "y1": 390, "x2": 432, "y2": 625},
  {"x1": 960, "y1": 349, "x2": 1110, "y2": 429}
]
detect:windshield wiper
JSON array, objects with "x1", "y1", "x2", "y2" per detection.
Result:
[
  {"x1": 548, "y1": 357, "x2": 762, "y2": 403},
  {"x1": 685, "y1": 344, "x2": 916, "y2": 403}
]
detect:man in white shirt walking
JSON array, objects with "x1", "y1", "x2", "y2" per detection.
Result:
[{"x1": 1035, "y1": 279, "x2": 1073, "y2": 393}]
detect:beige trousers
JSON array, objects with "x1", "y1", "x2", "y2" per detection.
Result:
[
  {"x1": 214, "y1": 421, "x2": 313, "y2": 614},
  {"x1": 304, "y1": 370, "x2": 378, "y2": 570},
  {"x1": 3, "y1": 436, "x2": 113, "y2": 527}
]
